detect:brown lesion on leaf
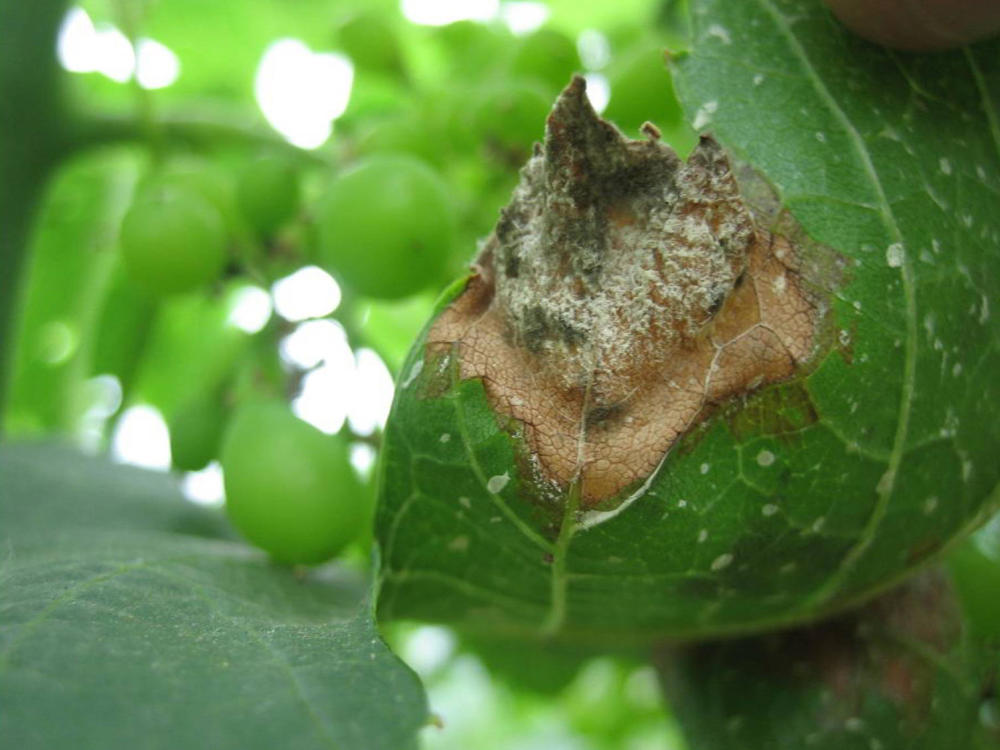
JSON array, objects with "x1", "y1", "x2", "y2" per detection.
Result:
[{"x1": 429, "y1": 76, "x2": 835, "y2": 506}]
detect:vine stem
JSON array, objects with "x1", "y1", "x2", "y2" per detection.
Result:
[{"x1": 68, "y1": 111, "x2": 335, "y2": 169}]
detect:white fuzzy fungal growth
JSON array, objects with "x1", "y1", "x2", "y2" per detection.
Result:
[
  {"x1": 491, "y1": 77, "x2": 751, "y2": 400},
  {"x1": 427, "y1": 76, "x2": 829, "y2": 505}
]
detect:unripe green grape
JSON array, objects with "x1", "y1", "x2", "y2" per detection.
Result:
[
  {"x1": 158, "y1": 160, "x2": 238, "y2": 229},
  {"x1": 509, "y1": 28, "x2": 579, "y2": 94},
  {"x1": 419, "y1": 85, "x2": 482, "y2": 158},
  {"x1": 120, "y1": 184, "x2": 227, "y2": 295},
  {"x1": 315, "y1": 155, "x2": 454, "y2": 300},
  {"x1": 355, "y1": 114, "x2": 443, "y2": 166},
  {"x1": 431, "y1": 20, "x2": 511, "y2": 81},
  {"x1": 471, "y1": 81, "x2": 551, "y2": 164},
  {"x1": 221, "y1": 400, "x2": 366, "y2": 565},
  {"x1": 235, "y1": 155, "x2": 301, "y2": 238},
  {"x1": 169, "y1": 393, "x2": 228, "y2": 472},
  {"x1": 335, "y1": 10, "x2": 405, "y2": 77},
  {"x1": 603, "y1": 41, "x2": 688, "y2": 142}
]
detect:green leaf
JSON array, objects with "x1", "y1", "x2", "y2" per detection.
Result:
[
  {"x1": 375, "y1": 2, "x2": 1000, "y2": 640},
  {"x1": 658, "y1": 570, "x2": 999, "y2": 750},
  {"x1": 0, "y1": 443, "x2": 427, "y2": 750},
  {"x1": 0, "y1": 0, "x2": 69, "y2": 430},
  {"x1": 7, "y1": 149, "x2": 140, "y2": 434}
]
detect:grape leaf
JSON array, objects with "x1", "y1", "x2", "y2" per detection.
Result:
[
  {"x1": 375, "y1": 0, "x2": 1000, "y2": 640},
  {"x1": 6, "y1": 149, "x2": 140, "y2": 434},
  {"x1": 0, "y1": 443, "x2": 427, "y2": 750}
]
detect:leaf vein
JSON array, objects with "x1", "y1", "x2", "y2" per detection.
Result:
[
  {"x1": 964, "y1": 47, "x2": 1000, "y2": 162},
  {"x1": 754, "y1": 0, "x2": 916, "y2": 608},
  {"x1": 0, "y1": 554, "x2": 198, "y2": 674},
  {"x1": 155, "y1": 568, "x2": 341, "y2": 749},
  {"x1": 451, "y1": 385, "x2": 553, "y2": 552}
]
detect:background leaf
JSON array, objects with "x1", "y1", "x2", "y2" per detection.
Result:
[
  {"x1": 658, "y1": 569, "x2": 999, "y2": 750},
  {"x1": 6, "y1": 149, "x2": 140, "y2": 434},
  {"x1": 0, "y1": 443, "x2": 427, "y2": 750}
]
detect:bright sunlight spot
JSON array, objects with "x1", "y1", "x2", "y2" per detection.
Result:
[
  {"x1": 57, "y1": 7, "x2": 179, "y2": 88},
  {"x1": 57, "y1": 8, "x2": 133, "y2": 82},
  {"x1": 87, "y1": 25, "x2": 132, "y2": 83},
  {"x1": 285, "y1": 330, "x2": 392, "y2": 437},
  {"x1": 110, "y1": 404, "x2": 171, "y2": 471},
  {"x1": 401, "y1": 0, "x2": 499, "y2": 26},
  {"x1": 349, "y1": 442, "x2": 377, "y2": 478},
  {"x1": 293, "y1": 365, "x2": 350, "y2": 434},
  {"x1": 584, "y1": 72, "x2": 610, "y2": 114},
  {"x1": 227, "y1": 285, "x2": 273, "y2": 333},
  {"x1": 271, "y1": 265, "x2": 342, "y2": 321},
  {"x1": 401, "y1": 626, "x2": 457, "y2": 676},
  {"x1": 181, "y1": 462, "x2": 226, "y2": 506},
  {"x1": 287, "y1": 320, "x2": 355, "y2": 434},
  {"x1": 280, "y1": 319, "x2": 351, "y2": 370},
  {"x1": 37, "y1": 320, "x2": 77, "y2": 365},
  {"x1": 56, "y1": 8, "x2": 98, "y2": 73},
  {"x1": 423, "y1": 656, "x2": 495, "y2": 737},
  {"x1": 78, "y1": 374, "x2": 124, "y2": 453},
  {"x1": 499, "y1": 2, "x2": 550, "y2": 34},
  {"x1": 348, "y1": 348, "x2": 394, "y2": 436},
  {"x1": 82, "y1": 374, "x2": 124, "y2": 421},
  {"x1": 577, "y1": 29, "x2": 612, "y2": 70},
  {"x1": 135, "y1": 38, "x2": 181, "y2": 90},
  {"x1": 254, "y1": 39, "x2": 353, "y2": 150}
]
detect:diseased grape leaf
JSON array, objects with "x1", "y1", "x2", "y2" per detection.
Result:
[
  {"x1": 375, "y1": 0, "x2": 1000, "y2": 640},
  {"x1": 0, "y1": 443, "x2": 427, "y2": 750}
]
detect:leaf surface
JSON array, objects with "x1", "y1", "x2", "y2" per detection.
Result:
[
  {"x1": 0, "y1": 443, "x2": 427, "y2": 750},
  {"x1": 671, "y1": 0, "x2": 1000, "y2": 605}
]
